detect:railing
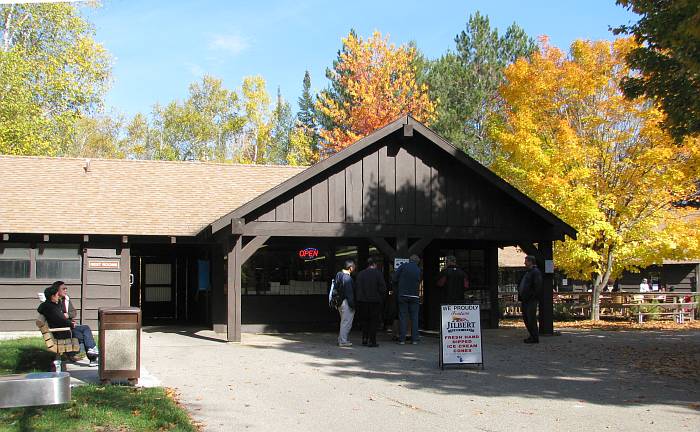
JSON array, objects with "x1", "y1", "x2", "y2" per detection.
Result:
[{"x1": 499, "y1": 291, "x2": 700, "y2": 321}]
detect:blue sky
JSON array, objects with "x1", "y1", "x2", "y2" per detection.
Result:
[{"x1": 84, "y1": 0, "x2": 638, "y2": 118}]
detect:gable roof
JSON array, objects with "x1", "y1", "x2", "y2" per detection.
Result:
[
  {"x1": 211, "y1": 115, "x2": 577, "y2": 239},
  {"x1": 0, "y1": 156, "x2": 305, "y2": 237}
]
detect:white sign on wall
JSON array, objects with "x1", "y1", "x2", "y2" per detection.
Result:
[
  {"x1": 394, "y1": 258, "x2": 409, "y2": 270},
  {"x1": 440, "y1": 304, "x2": 483, "y2": 368}
]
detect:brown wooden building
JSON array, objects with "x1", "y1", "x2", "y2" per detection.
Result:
[{"x1": 1, "y1": 116, "x2": 576, "y2": 341}]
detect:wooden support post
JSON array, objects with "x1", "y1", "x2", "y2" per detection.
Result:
[
  {"x1": 358, "y1": 239, "x2": 369, "y2": 269},
  {"x1": 408, "y1": 237, "x2": 433, "y2": 256},
  {"x1": 369, "y1": 237, "x2": 396, "y2": 260},
  {"x1": 210, "y1": 242, "x2": 227, "y2": 334},
  {"x1": 539, "y1": 241, "x2": 554, "y2": 335},
  {"x1": 119, "y1": 247, "x2": 130, "y2": 307},
  {"x1": 227, "y1": 235, "x2": 242, "y2": 342},
  {"x1": 396, "y1": 237, "x2": 408, "y2": 257},
  {"x1": 487, "y1": 246, "x2": 499, "y2": 329}
]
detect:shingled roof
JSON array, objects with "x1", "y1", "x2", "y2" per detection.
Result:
[{"x1": 0, "y1": 156, "x2": 306, "y2": 236}]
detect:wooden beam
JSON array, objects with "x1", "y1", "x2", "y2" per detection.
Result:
[
  {"x1": 369, "y1": 237, "x2": 396, "y2": 259},
  {"x1": 403, "y1": 123, "x2": 413, "y2": 137},
  {"x1": 240, "y1": 235, "x2": 270, "y2": 264},
  {"x1": 122, "y1": 235, "x2": 128, "y2": 244},
  {"x1": 242, "y1": 221, "x2": 553, "y2": 242},
  {"x1": 231, "y1": 218, "x2": 245, "y2": 235},
  {"x1": 539, "y1": 240, "x2": 554, "y2": 335},
  {"x1": 408, "y1": 237, "x2": 433, "y2": 256},
  {"x1": 43, "y1": 234, "x2": 49, "y2": 242},
  {"x1": 83, "y1": 235, "x2": 89, "y2": 242},
  {"x1": 1, "y1": 234, "x2": 8, "y2": 241},
  {"x1": 227, "y1": 235, "x2": 243, "y2": 342},
  {"x1": 396, "y1": 237, "x2": 408, "y2": 256}
]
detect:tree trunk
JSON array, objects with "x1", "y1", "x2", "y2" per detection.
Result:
[{"x1": 589, "y1": 246, "x2": 615, "y2": 321}]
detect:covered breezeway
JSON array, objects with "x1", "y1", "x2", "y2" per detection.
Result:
[{"x1": 206, "y1": 116, "x2": 576, "y2": 342}]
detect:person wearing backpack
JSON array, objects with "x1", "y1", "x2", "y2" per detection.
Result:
[{"x1": 335, "y1": 259, "x2": 356, "y2": 347}]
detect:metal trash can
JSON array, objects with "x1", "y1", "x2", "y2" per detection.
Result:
[{"x1": 98, "y1": 307, "x2": 141, "y2": 385}]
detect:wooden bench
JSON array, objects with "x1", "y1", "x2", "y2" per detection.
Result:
[
  {"x1": 36, "y1": 317, "x2": 80, "y2": 359},
  {"x1": 623, "y1": 303, "x2": 696, "y2": 324}
]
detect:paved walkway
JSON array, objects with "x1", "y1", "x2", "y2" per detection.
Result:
[{"x1": 140, "y1": 327, "x2": 700, "y2": 432}]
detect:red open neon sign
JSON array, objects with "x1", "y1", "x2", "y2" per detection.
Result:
[{"x1": 298, "y1": 247, "x2": 320, "y2": 259}]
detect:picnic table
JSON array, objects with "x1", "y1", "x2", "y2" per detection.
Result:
[{"x1": 623, "y1": 301, "x2": 697, "y2": 323}]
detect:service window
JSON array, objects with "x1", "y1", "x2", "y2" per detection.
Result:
[
  {"x1": 36, "y1": 244, "x2": 81, "y2": 280},
  {"x1": 0, "y1": 244, "x2": 30, "y2": 279}
]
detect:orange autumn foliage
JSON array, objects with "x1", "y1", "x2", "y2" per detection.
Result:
[{"x1": 316, "y1": 31, "x2": 435, "y2": 154}]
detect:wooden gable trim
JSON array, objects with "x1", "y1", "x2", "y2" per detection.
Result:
[
  {"x1": 209, "y1": 115, "x2": 409, "y2": 233},
  {"x1": 209, "y1": 114, "x2": 576, "y2": 240}
]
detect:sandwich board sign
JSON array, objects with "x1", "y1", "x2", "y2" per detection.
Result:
[{"x1": 439, "y1": 304, "x2": 484, "y2": 369}]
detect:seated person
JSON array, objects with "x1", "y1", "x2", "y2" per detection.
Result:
[{"x1": 37, "y1": 284, "x2": 99, "y2": 361}]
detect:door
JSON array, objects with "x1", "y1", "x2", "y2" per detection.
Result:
[{"x1": 141, "y1": 257, "x2": 176, "y2": 320}]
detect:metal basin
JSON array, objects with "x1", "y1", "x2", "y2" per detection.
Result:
[{"x1": 0, "y1": 372, "x2": 71, "y2": 408}]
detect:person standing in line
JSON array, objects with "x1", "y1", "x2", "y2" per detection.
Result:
[
  {"x1": 393, "y1": 254, "x2": 422, "y2": 345},
  {"x1": 355, "y1": 257, "x2": 387, "y2": 347},
  {"x1": 335, "y1": 259, "x2": 356, "y2": 347},
  {"x1": 436, "y1": 255, "x2": 469, "y2": 304},
  {"x1": 518, "y1": 255, "x2": 542, "y2": 344}
]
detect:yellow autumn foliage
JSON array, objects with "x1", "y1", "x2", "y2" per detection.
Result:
[{"x1": 491, "y1": 38, "x2": 700, "y2": 288}]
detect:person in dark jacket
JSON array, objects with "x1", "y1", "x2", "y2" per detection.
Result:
[
  {"x1": 54, "y1": 280, "x2": 77, "y2": 320},
  {"x1": 37, "y1": 284, "x2": 99, "y2": 357},
  {"x1": 355, "y1": 257, "x2": 387, "y2": 347},
  {"x1": 518, "y1": 255, "x2": 543, "y2": 343},
  {"x1": 436, "y1": 255, "x2": 469, "y2": 304},
  {"x1": 393, "y1": 254, "x2": 422, "y2": 345},
  {"x1": 335, "y1": 259, "x2": 356, "y2": 347}
]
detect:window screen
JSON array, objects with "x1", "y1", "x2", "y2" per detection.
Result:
[
  {"x1": 36, "y1": 245, "x2": 81, "y2": 280},
  {"x1": 0, "y1": 244, "x2": 30, "y2": 279}
]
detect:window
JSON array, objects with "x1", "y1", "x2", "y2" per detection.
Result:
[
  {"x1": 0, "y1": 244, "x2": 30, "y2": 279},
  {"x1": 36, "y1": 244, "x2": 81, "y2": 280}
]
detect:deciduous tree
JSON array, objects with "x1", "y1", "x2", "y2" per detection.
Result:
[
  {"x1": 316, "y1": 31, "x2": 435, "y2": 154},
  {"x1": 491, "y1": 38, "x2": 700, "y2": 319},
  {"x1": 614, "y1": 0, "x2": 700, "y2": 141},
  {"x1": 0, "y1": 2, "x2": 110, "y2": 155}
]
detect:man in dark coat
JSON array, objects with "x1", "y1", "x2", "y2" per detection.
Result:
[
  {"x1": 436, "y1": 255, "x2": 469, "y2": 304},
  {"x1": 355, "y1": 257, "x2": 387, "y2": 347},
  {"x1": 518, "y1": 255, "x2": 543, "y2": 343},
  {"x1": 37, "y1": 284, "x2": 99, "y2": 358}
]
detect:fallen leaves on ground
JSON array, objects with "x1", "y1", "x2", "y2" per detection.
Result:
[{"x1": 500, "y1": 318, "x2": 700, "y2": 331}]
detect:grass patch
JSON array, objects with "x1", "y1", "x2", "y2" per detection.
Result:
[
  {"x1": 0, "y1": 338, "x2": 199, "y2": 431},
  {"x1": 0, "y1": 337, "x2": 54, "y2": 375},
  {"x1": 0, "y1": 386, "x2": 198, "y2": 432}
]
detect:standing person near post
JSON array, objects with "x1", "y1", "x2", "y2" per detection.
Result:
[
  {"x1": 518, "y1": 255, "x2": 542, "y2": 344},
  {"x1": 38, "y1": 284, "x2": 99, "y2": 359},
  {"x1": 393, "y1": 254, "x2": 422, "y2": 345},
  {"x1": 335, "y1": 260, "x2": 356, "y2": 347},
  {"x1": 355, "y1": 257, "x2": 387, "y2": 347},
  {"x1": 54, "y1": 281, "x2": 77, "y2": 320},
  {"x1": 436, "y1": 256, "x2": 469, "y2": 304}
]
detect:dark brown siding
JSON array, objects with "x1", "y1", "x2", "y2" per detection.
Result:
[
  {"x1": 249, "y1": 135, "x2": 549, "y2": 239},
  {"x1": 82, "y1": 247, "x2": 124, "y2": 329},
  {"x1": 0, "y1": 282, "x2": 82, "y2": 331}
]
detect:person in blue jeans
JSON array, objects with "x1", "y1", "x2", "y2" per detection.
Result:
[
  {"x1": 38, "y1": 284, "x2": 99, "y2": 361},
  {"x1": 393, "y1": 254, "x2": 422, "y2": 345}
]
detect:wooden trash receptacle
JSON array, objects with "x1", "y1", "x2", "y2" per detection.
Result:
[{"x1": 98, "y1": 307, "x2": 141, "y2": 385}]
